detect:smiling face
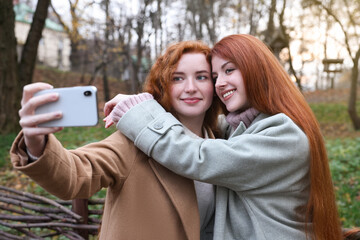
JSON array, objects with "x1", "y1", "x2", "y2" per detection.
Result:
[
  {"x1": 212, "y1": 55, "x2": 249, "y2": 113},
  {"x1": 170, "y1": 53, "x2": 214, "y2": 124}
]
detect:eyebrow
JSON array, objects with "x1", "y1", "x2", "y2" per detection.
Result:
[
  {"x1": 221, "y1": 61, "x2": 232, "y2": 69},
  {"x1": 212, "y1": 61, "x2": 232, "y2": 75},
  {"x1": 172, "y1": 72, "x2": 184, "y2": 75},
  {"x1": 173, "y1": 70, "x2": 210, "y2": 75},
  {"x1": 196, "y1": 70, "x2": 210, "y2": 74}
]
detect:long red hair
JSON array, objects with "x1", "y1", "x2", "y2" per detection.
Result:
[
  {"x1": 212, "y1": 34, "x2": 342, "y2": 240},
  {"x1": 143, "y1": 41, "x2": 222, "y2": 135}
]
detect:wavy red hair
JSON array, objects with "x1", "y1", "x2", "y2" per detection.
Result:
[
  {"x1": 143, "y1": 41, "x2": 222, "y2": 135},
  {"x1": 212, "y1": 34, "x2": 342, "y2": 240}
]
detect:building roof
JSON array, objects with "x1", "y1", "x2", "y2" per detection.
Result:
[{"x1": 14, "y1": 3, "x2": 64, "y2": 32}]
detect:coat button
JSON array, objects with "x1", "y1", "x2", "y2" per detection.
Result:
[{"x1": 154, "y1": 122, "x2": 163, "y2": 130}]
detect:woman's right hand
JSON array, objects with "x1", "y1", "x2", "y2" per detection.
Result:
[{"x1": 18, "y1": 82, "x2": 63, "y2": 158}]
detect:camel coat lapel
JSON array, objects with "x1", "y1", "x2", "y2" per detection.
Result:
[{"x1": 149, "y1": 159, "x2": 200, "y2": 240}]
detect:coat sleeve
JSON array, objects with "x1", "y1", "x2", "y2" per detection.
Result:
[
  {"x1": 10, "y1": 131, "x2": 138, "y2": 200},
  {"x1": 117, "y1": 100, "x2": 310, "y2": 192}
]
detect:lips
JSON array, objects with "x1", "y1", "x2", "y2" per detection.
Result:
[{"x1": 182, "y1": 97, "x2": 201, "y2": 104}]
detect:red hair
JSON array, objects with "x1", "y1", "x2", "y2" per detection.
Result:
[
  {"x1": 212, "y1": 34, "x2": 342, "y2": 240},
  {"x1": 143, "y1": 41, "x2": 222, "y2": 135}
]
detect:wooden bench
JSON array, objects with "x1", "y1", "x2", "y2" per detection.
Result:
[
  {"x1": 0, "y1": 186, "x2": 104, "y2": 239},
  {"x1": 1, "y1": 186, "x2": 359, "y2": 240}
]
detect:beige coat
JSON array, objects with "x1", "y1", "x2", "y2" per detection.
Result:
[{"x1": 10, "y1": 131, "x2": 202, "y2": 239}]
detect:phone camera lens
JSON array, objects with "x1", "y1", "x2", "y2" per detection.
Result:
[{"x1": 84, "y1": 91, "x2": 92, "y2": 96}]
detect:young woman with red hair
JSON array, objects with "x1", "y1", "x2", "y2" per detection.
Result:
[
  {"x1": 106, "y1": 34, "x2": 342, "y2": 239},
  {"x1": 10, "y1": 41, "x2": 221, "y2": 239}
]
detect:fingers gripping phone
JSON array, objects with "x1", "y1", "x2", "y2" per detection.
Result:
[{"x1": 34, "y1": 86, "x2": 99, "y2": 127}]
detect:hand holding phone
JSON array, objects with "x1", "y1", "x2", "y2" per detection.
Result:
[
  {"x1": 19, "y1": 82, "x2": 62, "y2": 158},
  {"x1": 34, "y1": 86, "x2": 99, "y2": 127},
  {"x1": 18, "y1": 83, "x2": 99, "y2": 158}
]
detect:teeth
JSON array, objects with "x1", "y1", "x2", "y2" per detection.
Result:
[{"x1": 223, "y1": 90, "x2": 234, "y2": 98}]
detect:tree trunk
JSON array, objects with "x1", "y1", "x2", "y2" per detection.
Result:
[
  {"x1": 264, "y1": 0, "x2": 277, "y2": 44},
  {"x1": 278, "y1": 0, "x2": 303, "y2": 91},
  {"x1": 133, "y1": 35, "x2": 143, "y2": 93},
  {"x1": 0, "y1": 0, "x2": 50, "y2": 134},
  {"x1": 130, "y1": 0, "x2": 151, "y2": 93},
  {"x1": 102, "y1": 65, "x2": 110, "y2": 101},
  {"x1": 50, "y1": 1, "x2": 82, "y2": 72},
  {"x1": 70, "y1": 41, "x2": 81, "y2": 71},
  {"x1": 102, "y1": 0, "x2": 110, "y2": 101},
  {"x1": 18, "y1": 0, "x2": 50, "y2": 87},
  {"x1": 348, "y1": 48, "x2": 360, "y2": 130},
  {"x1": 0, "y1": 0, "x2": 20, "y2": 134}
]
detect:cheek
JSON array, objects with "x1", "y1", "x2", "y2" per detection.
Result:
[
  {"x1": 203, "y1": 83, "x2": 215, "y2": 106},
  {"x1": 203, "y1": 83, "x2": 214, "y2": 97},
  {"x1": 215, "y1": 87, "x2": 221, "y2": 98},
  {"x1": 169, "y1": 85, "x2": 178, "y2": 99}
]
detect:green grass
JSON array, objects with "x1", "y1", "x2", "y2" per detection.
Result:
[
  {"x1": 54, "y1": 124, "x2": 115, "y2": 149},
  {"x1": 327, "y1": 138, "x2": 360, "y2": 228},
  {"x1": 309, "y1": 102, "x2": 360, "y2": 124},
  {"x1": 0, "y1": 132, "x2": 17, "y2": 168},
  {"x1": 309, "y1": 103, "x2": 349, "y2": 123}
]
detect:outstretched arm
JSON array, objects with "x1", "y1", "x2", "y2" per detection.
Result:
[{"x1": 11, "y1": 130, "x2": 137, "y2": 199}]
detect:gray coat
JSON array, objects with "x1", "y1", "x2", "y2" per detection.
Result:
[{"x1": 117, "y1": 99, "x2": 312, "y2": 240}]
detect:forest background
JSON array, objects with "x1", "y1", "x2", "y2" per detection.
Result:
[{"x1": 0, "y1": 0, "x2": 359, "y2": 234}]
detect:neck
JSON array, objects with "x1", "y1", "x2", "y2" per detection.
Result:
[{"x1": 178, "y1": 115, "x2": 204, "y2": 138}]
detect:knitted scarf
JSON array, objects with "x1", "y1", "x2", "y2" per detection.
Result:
[{"x1": 225, "y1": 108, "x2": 260, "y2": 129}]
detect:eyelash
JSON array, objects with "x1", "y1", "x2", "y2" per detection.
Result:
[
  {"x1": 197, "y1": 75, "x2": 208, "y2": 80},
  {"x1": 212, "y1": 68, "x2": 233, "y2": 83},
  {"x1": 173, "y1": 76, "x2": 209, "y2": 81},
  {"x1": 225, "y1": 68, "x2": 234, "y2": 74}
]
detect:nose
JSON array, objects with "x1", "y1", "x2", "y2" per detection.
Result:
[
  {"x1": 184, "y1": 78, "x2": 197, "y2": 93},
  {"x1": 214, "y1": 75, "x2": 226, "y2": 89}
]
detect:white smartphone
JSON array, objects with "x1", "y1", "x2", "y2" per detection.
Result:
[{"x1": 34, "y1": 86, "x2": 99, "y2": 127}]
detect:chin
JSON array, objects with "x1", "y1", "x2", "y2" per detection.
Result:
[
  {"x1": 225, "y1": 105, "x2": 237, "y2": 113},
  {"x1": 226, "y1": 102, "x2": 248, "y2": 113}
]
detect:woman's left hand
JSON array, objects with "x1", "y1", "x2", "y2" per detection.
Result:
[
  {"x1": 103, "y1": 93, "x2": 154, "y2": 128},
  {"x1": 103, "y1": 94, "x2": 132, "y2": 128}
]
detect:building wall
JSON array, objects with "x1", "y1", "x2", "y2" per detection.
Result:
[{"x1": 14, "y1": 21, "x2": 71, "y2": 71}]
